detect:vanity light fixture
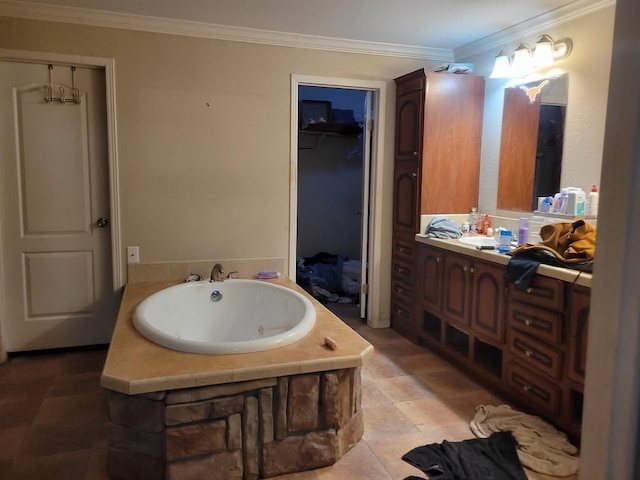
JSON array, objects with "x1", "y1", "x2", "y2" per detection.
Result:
[
  {"x1": 489, "y1": 51, "x2": 512, "y2": 78},
  {"x1": 533, "y1": 34, "x2": 573, "y2": 67},
  {"x1": 490, "y1": 34, "x2": 572, "y2": 79},
  {"x1": 511, "y1": 43, "x2": 533, "y2": 77}
]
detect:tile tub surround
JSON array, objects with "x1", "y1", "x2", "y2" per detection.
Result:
[{"x1": 101, "y1": 278, "x2": 373, "y2": 478}]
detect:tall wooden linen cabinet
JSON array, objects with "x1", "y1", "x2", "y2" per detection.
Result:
[{"x1": 391, "y1": 69, "x2": 485, "y2": 337}]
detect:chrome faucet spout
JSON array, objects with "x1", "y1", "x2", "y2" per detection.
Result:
[{"x1": 209, "y1": 263, "x2": 224, "y2": 282}]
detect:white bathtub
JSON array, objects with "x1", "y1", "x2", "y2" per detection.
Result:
[{"x1": 133, "y1": 279, "x2": 316, "y2": 354}]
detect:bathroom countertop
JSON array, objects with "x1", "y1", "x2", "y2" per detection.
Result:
[
  {"x1": 101, "y1": 277, "x2": 374, "y2": 395},
  {"x1": 415, "y1": 235, "x2": 592, "y2": 288}
]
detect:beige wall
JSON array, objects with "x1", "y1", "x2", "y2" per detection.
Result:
[
  {"x1": 0, "y1": 17, "x2": 438, "y2": 323},
  {"x1": 460, "y1": 5, "x2": 615, "y2": 214},
  {"x1": 0, "y1": 5, "x2": 615, "y2": 346}
]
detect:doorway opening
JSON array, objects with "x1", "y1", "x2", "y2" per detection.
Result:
[{"x1": 289, "y1": 75, "x2": 387, "y2": 327}]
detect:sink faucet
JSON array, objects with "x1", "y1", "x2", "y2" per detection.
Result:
[{"x1": 209, "y1": 263, "x2": 224, "y2": 282}]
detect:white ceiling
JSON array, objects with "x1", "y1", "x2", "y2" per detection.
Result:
[{"x1": 2, "y1": 0, "x2": 592, "y2": 53}]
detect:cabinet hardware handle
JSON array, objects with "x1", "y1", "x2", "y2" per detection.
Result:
[
  {"x1": 523, "y1": 385, "x2": 531, "y2": 392},
  {"x1": 411, "y1": 172, "x2": 417, "y2": 178},
  {"x1": 398, "y1": 246, "x2": 406, "y2": 252},
  {"x1": 413, "y1": 151, "x2": 418, "y2": 156},
  {"x1": 470, "y1": 267, "x2": 475, "y2": 274},
  {"x1": 525, "y1": 349, "x2": 533, "y2": 357},
  {"x1": 526, "y1": 287, "x2": 534, "y2": 294},
  {"x1": 463, "y1": 266, "x2": 468, "y2": 272},
  {"x1": 396, "y1": 266, "x2": 406, "y2": 273},
  {"x1": 524, "y1": 319, "x2": 533, "y2": 326},
  {"x1": 436, "y1": 257, "x2": 441, "y2": 263}
]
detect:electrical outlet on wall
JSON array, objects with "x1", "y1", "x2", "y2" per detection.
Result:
[{"x1": 127, "y1": 246, "x2": 140, "y2": 264}]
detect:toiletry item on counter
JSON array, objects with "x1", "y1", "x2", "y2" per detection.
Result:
[
  {"x1": 462, "y1": 221, "x2": 470, "y2": 233},
  {"x1": 565, "y1": 188, "x2": 586, "y2": 216},
  {"x1": 257, "y1": 271, "x2": 281, "y2": 279},
  {"x1": 517, "y1": 217, "x2": 529, "y2": 246},
  {"x1": 483, "y1": 214, "x2": 491, "y2": 234},
  {"x1": 468, "y1": 207, "x2": 478, "y2": 226},
  {"x1": 587, "y1": 184, "x2": 599, "y2": 216},
  {"x1": 498, "y1": 228, "x2": 513, "y2": 254}
]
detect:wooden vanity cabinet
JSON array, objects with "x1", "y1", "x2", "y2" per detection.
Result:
[
  {"x1": 390, "y1": 69, "x2": 484, "y2": 338},
  {"x1": 565, "y1": 285, "x2": 590, "y2": 434},
  {"x1": 414, "y1": 242, "x2": 590, "y2": 440},
  {"x1": 442, "y1": 252, "x2": 506, "y2": 342},
  {"x1": 505, "y1": 275, "x2": 572, "y2": 431},
  {"x1": 416, "y1": 246, "x2": 506, "y2": 385},
  {"x1": 390, "y1": 237, "x2": 417, "y2": 340}
]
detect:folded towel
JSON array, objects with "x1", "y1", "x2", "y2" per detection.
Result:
[{"x1": 423, "y1": 216, "x2": 462, "y2": 239}]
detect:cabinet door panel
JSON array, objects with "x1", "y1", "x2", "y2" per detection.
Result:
[
  {"x1": 395, "y1": 89, "x2": 423, "y2": 161},
  {"x1": 418, "y1": 245, "x2": 443, "y2": 313},
  {"x1": 472, "y1": 261, "x2": 506, "y2": 342},
  {"x1": 443, "y1": 254, "x2": 472, "y2": 326},
  {"x1": 392, "y1": 163, "x2": 420, "y2": 235},
  {"x1": 568, "y1": 287, "x2": 590, "y2": 384}
]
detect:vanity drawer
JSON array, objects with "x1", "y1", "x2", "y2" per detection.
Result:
[
  {"x1": 391, "y1": 298, "x2": 414, "y2": 338},
  {"x1": 508, "y1": 330, "x2": 563, "y2": 379},
  {"x1": 391, "y1": 257, "x2": 416, "y2": 284},
  {"x1": 507, "y1": 302, "x2": 563, "y2": 344},
  {"x1": 392, "y1": 238, "x2": 416, "y2": 262},
  {"x1": 507, "y1": 362, "x2": 561, "y2": 415},
  {"x1": 508, "y1": 276, "x2": 564, "y2": 312},
  {"x1": 391, "y1": 277, "x2": 415, "y2": 305}
]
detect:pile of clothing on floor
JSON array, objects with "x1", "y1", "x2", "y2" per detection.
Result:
[
  {"x1": 402, "y1": 404, "x2": 580, "y2": 479},
  {"x1": 296, "y1": 252, "x2": 361, "y2": 304}
]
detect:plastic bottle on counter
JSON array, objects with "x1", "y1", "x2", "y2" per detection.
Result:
[
  {"x1": 483, "y1": 214, "x2": 491, "y2": 235},
  {"x1": 587, "y1": 184, "x2": 599, "y2": 216},
  {"x1": 498, "y1": 229, "x2": 512, "y2": 254},
  {"x1": 517, "y1": 217, "x2": 529, "y2": 246},
  {"x1": 468, "y1": 207, "x2": 478, "y2": 234}
]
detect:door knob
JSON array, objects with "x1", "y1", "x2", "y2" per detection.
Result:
[{"x1": 96, "y1": 217, "x2": 109, "y2": 228}]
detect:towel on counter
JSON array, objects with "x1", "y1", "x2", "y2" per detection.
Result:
[
  {"x1": 509, "y1": 220, "x2": 596, "y2": 266},
  {"x1": 422, "y1": 217, "x2": 462, "y2": 239},
  {"x1": 470, "y1": 404, "x2": 579, "y2": 477}
]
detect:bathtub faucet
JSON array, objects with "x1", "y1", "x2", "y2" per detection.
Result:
[{"x1": 209, "y1": 263, "x2": 224, "y2": 282}]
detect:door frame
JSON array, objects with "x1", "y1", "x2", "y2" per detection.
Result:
[
  {"x1": 289, "y1": 74, "x2": 386, "y2": 328},
  {"x1": 0, "y1": 49, "x2": 122, "y2": 360}
]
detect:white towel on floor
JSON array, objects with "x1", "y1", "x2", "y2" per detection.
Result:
[{"x1": 470, "y1": 404, "x2": 579, "y2": 477}]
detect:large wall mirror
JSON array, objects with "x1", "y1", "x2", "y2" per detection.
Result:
[{"x1": 497, "y1": 74, "x2": 569, "y2": 211}]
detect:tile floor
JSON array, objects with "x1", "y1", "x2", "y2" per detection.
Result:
[{"x1": 0, "y1": 303, "x2": 579, "y2": 480}]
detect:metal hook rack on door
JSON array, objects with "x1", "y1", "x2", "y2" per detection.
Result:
[{"x1": 42, "y1": 64, "x2": 81, "y2": 104}]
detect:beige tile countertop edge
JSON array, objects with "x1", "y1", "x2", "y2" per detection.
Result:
[
  {"x1": 416, "y1": 235, "x2": 592, "y2": 288},
  {"x1": 101, "y1": 278, "x2": 374, "y2": 395}
]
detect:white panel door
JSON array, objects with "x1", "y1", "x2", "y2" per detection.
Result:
[{"x1": 0, "y1": 61, "x2": 116, "y2": 352}]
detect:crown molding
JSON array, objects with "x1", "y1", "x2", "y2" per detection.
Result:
[
  {"x1": 454, "y1": 0, "x2": 615, "y2": 60},
  {"x1": 0, "y1": 0, "x2": 453, "y2": 61}
]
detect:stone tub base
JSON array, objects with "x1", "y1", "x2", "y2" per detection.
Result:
[{"x1": 107, "y1": 367, "x2": 363, "y2": 479}]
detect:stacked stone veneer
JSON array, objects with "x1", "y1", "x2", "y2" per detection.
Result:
[{"x1": 107, "y1": 367, "x2": 363, "y2": 479}]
